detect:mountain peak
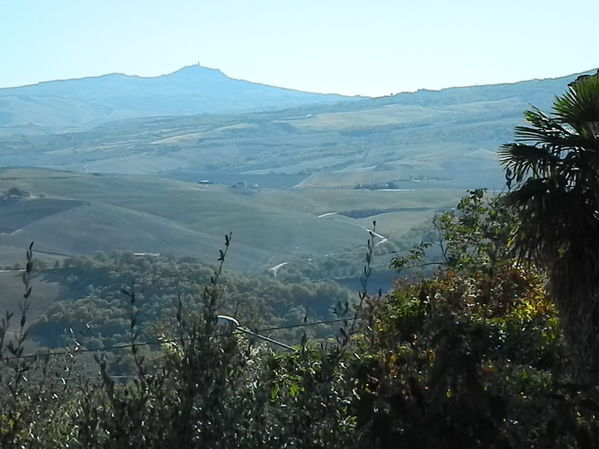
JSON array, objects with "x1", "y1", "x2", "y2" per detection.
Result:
[
  {"x1": 0, "y1": 65, "x2": 350, "y2": 129},
  {"x1": 167, "y1": 64, "x2": 225, "y2": 77}
]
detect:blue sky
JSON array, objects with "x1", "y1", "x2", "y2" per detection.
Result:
[{"x1": 1, "y1": 0, "x2": 598, "y2": 96}]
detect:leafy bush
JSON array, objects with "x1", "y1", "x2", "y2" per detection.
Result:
[{"x1": 1, "y1": 192, "x2": 599, "y2": 448}]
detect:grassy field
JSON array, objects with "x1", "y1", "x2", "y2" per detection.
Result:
[
  {"x1": 0, "y1": 168, "x2": 463, "y2": 274},
  {"x1": 0, "y1": 197, "x2": 84, "y2": 232}
]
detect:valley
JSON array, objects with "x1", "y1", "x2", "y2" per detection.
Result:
[{"x1": 0, "y1": 66, "x2": 593, "y2": 352}]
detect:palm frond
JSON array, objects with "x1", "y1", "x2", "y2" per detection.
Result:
[
  {"x1": 554, "y1": 75, "x2": 599, "y2": 126},
  {"x1": 512, "y1": 125, "x2": 583, "y2": 150},
  {"x1": 499, "y1": 143, "x2": 561, "y2": 180},
  {"x1": 502, "y1": 71, "x2": 599, "y2": 380}
]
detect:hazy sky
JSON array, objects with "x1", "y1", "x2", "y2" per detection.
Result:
[{"x1": 1, "y1": 0, "x2": 598, "y2": 96}]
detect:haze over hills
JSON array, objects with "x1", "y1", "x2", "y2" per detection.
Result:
[
  {"x1": 0, "y1": 68, "x2": 594, "y2": 190},
  {"x1": 0, "y1": 65, "x2": 353, "y2": 130},
  {"x1": 0, "y1": 67, "x2": 595, "y2": 276},
  {"x1": 1, "y1": 65, "x2": 592, "y2": 134}
]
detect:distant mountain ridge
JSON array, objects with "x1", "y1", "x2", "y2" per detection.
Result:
[
  {"x1": 0, "y1": 65, "x2": 354, "y2": 130},
  {"x1": 1, "y1": 68, "x2": 597, "y2": 189},
  {"x1": 1, "y1": 65, "x2": 596, "y2": 133}
]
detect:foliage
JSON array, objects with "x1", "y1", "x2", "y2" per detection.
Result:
[
  {"x1": 0, "y1": 235, "x2": 366, "y2": 448},
  {"x1": 391, "y1": 188, "x2": 517, "y2": 277},
  {"x1": 29, "y1": 252, "x2": 353, "y2": 351},
  {"x1": 499, "y1": 71, "x2": 599, "y2": 381},
  {"x1": 368, "y1": 191, "x2": 569, "y2": 448},
  {"x1": 2, "y1": 188, "x2": 599, "y2": 447}
]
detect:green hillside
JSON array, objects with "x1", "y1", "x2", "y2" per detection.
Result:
[{"x1": 0, "y1": 168, "x2": 462, "y2": 274}]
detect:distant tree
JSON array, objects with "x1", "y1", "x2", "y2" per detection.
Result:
[
  {"x1": 500, "y1": 71, "x2": 599, "y2": 381},
  {"x1": 6, "y1": 186, "x2": 25, "y2": 198}
]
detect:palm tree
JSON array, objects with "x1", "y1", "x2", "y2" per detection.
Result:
[{"x1": 500, "y1": 71, "x2": 599, "y2": 381}]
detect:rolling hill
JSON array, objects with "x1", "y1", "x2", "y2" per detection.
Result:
[
  {"x1": 0, "y1": 65, "x2": 353, "y2": 131},
  {"x1": 2, "y1": 68, "x2": 596, "y2": 361},
  {"x1": 0, "y1": 168, "x2": 462, "y2": 273},
  {"x1": 1, "y1": 69, "x2": 594, "y2": 191},
  {"x1": 0, "y1": 68, "x2": 595, "y2": 276}
]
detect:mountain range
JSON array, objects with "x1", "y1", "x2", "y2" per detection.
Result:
[
  {"x1": 0, "y1": 67, "x2": 594, "y2": 188},
  {"x1": 0, "y1": 65, "x2": 353, "y2": 131}
]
